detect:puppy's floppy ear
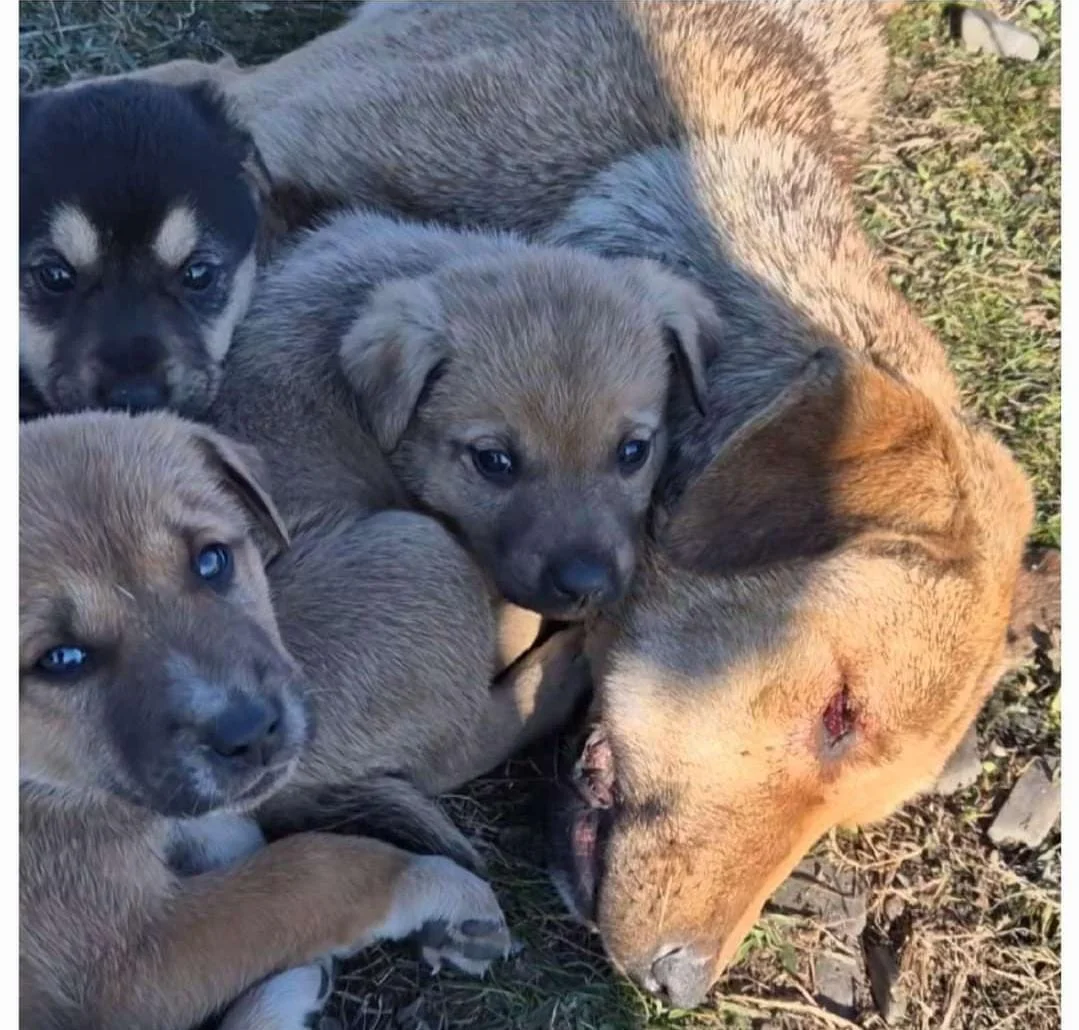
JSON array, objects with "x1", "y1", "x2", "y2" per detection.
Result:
[
  {"x1": 662, "y1": 348, "x2": 971, "y2": 573},
  {"x1": 178, "y1": 80, "x2": 272, "y2": 195},
  {"x1": 621, "y1": 260, "x2": 718, "y2": 416},
  {"x1": 193, "y1": 427, "x2": 290, "y2": 558},
  {"x1": 339, "y1": 277, "x2": 448, "y2": 452}
]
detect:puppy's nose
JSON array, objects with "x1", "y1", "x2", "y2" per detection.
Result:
[
  {"x1": 548, "y1": 555, "x2": 618, "y2": 606},
  {"x1": 202, "y1": 696, "x2": 283, "y2": 768},
  {"x1": 101, "y1": 377, "x2": 169, "y2": 413},
  {"x1": 647, "y1": 945, "x2": 715, "y2": 1011}
]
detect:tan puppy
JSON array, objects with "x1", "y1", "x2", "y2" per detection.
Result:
[{"x1": 20, "y1": 413, "x2": 512, "y2": 1030}]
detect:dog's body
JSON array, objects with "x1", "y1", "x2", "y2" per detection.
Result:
[
  {"x1": 166, "y1": 2, "x2": 892, "y2": 236},
  {"x1": 20, "y1": 413, "x2": 512, "y2": 1030},
  {"x1": 19, "y1": 80, "x2": 268, "y2": 418},
  {"x1": 129, "y1": 0, "x2": 1042, "y2": 1006}
]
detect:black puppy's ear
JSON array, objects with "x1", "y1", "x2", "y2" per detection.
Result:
[
  {"x1": 338, "y1": 277, "x2": 448, "y2": 452},
  {"x1": 194, "y1": 427, "x2": 290, "y2": 559}
]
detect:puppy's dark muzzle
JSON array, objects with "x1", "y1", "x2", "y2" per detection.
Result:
[
  {"x1": 201, "y1": 694, "x2": 286, "y2": 771},
  {"x1": 542, "y1": 553, "x2": 621, "y2": 617},
  {"x1": 100, "y1": 376, "x2": 169, "y2": 413}
]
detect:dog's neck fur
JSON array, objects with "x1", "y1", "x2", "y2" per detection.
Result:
[{"x1": 542, "y1": 137, "x2": 962, "y2": 502}]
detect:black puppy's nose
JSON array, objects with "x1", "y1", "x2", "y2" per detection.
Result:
[
  {"x1": 548, "y1": 555, "x2": 618, "y2": 605},
  {"x1": 101, "y1": 377, "x2": 168, "y2": 413},
  {"x1": 203, "y1": 696, "x2": 283, "y2": 768},
  {"x1": 648, "y1": 946, "x2": 714, "y2": 1011}
]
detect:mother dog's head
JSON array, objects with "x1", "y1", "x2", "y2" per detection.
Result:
[{"x1": 549, "y1": 347, "x2": 1035, "y2": 1008}]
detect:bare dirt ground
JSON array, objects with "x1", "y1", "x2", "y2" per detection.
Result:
[{"x1": 20, "y1": 3, "x2": 1060, "y2": 1028}]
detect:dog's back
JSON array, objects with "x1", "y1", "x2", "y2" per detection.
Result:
[{"x1": 221, "y1": 1, "x2": 890, "y2": 233}]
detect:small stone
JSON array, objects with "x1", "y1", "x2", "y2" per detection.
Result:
[
  {"x1": 813, "y1": 951, "x2": 865, "y2": 1019},
  {"x1": 769, "y1": 856, "x2": 867, "y2": 940},
  {"x1": 955, "y1": 7, "x2": 1041, "y2": 62},
  {"x1": 934, "y1": 725, "x2": 981, "y2": 795},
  {"x1": 865, "y1": 942, "x2": 908, "y2": 1024},
  {"x1": 988, "y1": 760, "x2": 1061, "y2": 848}
]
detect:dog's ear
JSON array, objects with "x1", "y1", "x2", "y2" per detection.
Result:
[
  {"x1": 662, "y1": 348, "x2": 971, "y2": 573},
  {"x1": 622, "y1": 260, "x2": 718, "y2": 416},
  {"x1": 338, "y1": 277, "x2": 448, "y2": 452},
  {"x1": 194, "y1": 428, "x2": 290, "y2": 558},
  {"x1": 178, "y1": 80, "x2": 272, "y2": 200}
]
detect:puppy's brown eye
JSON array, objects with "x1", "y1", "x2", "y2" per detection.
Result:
[
  {"x1": 194, "y1": 543, "x2": 232, "y2": 586},
  {"x1": 822, "y1": 684, "x2": 857, "y2": 752},
  {"x1": 36, "y1": 645, "x2": 91, "y2": 678},
  {"x1": 470, "y1": 447, "x2": 516, "y2": 483},
  {"x1": 181, "y1": 260, "x2": 216, "y2": 291},
  {"x1": 617, "y1": 437, "x2": 651, "y2": 473},
  {"x1": 34, "y1": 258, "x2": 76, "y2": 294}
]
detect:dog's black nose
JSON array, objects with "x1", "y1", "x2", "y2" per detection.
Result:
[
  {"x1": 648, "y1": 946, "x2": 714, "y2": 1011},
  {"x1": 101, "y1": 377, "x2": 168, "y2": 413},
  {"x1": 548, "y1": 555, "x2": 618, "y2": 606},
  {"x1": 203, "y1": 696, "x2": 283, "y2": 767}
]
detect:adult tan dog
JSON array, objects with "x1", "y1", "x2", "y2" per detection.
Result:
[
  {"x1": 130, "y1": 0, "x2": 1041, "y2": 1007},
  {"x1": 20, "y1": 412, "x2": 512, "y2": 1030}
]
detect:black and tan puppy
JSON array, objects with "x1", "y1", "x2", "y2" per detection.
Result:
[
  {"x1": 19, "y1": 79, "x2": 265, "y2": 418},
  {"x1": 21, "y1": 412, "x2": 511, "y2": 1030}
]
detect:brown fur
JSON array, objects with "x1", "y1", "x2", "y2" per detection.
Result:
[
  {"x1": 20, "y1": 413, "x2": 513, "y2": 1030},
  {"x1": 122, "y1": 0, "x2": 1040, "y2": 1006}
]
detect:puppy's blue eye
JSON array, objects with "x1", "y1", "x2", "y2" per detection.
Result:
[
  {"x1": 617, "y1": 437, "x2": 651, "y2": 472},
  {"x1": 470, "y1": 447, "x2": 516, "y2": 483},
  {"x1": 36, "y1": 645, "x2": 90, "y2": 677},
  {"x1": 181, "y1": 261, "x2": 216, "y2": 291},
  {"x1": 194, "y1": 543, "x2": 232, "y2": 583},
  {"x1": 34, "y1": 259, "x2": 76, "y2": 294}
]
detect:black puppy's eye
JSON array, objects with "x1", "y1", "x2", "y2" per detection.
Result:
[
  {"x1": 470, "y1": 447, "x2": 516, "y2": 483},
  {"x1": 194, "y1": 543, "x2": 232, "y2": 585},
  {"x1": 36, "y1": 645, "x2": 91, "y2": 678},
  {"x1": 34, "y1": 259, "x2": 76, "y2": 294},
  {"x1": 617, "y1": 437, "x2": 651, "y2": 473},
  {"x1": 181, "y1": 260, "x2": 216, "y2": 291}
]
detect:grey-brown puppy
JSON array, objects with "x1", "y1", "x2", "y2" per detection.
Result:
[
  {"x1": 207, "y1": 209, "x2": 712, "y2": 845},
  {"x1": 21, "y1": 412, "x2": 511, "y2": 1030},
  {"x1": 212, "y1": 208, "x2": 713, "y2": 624}
]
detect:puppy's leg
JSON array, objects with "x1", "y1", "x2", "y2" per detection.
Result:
[
  {"x1": 172, "y1": 817, "x2": 339, "y2": 1030},
  {"x1": 260, "y1": 775, "x2": 485, "y2": 874},
  {"x1": 104, "y1": 834, "x2": 510, "y2": 1030},
  {"x1": 427, "y1": 625, "x2": 591, "y2": 792}
]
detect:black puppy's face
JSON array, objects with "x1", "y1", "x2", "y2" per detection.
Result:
[{"x1": 19, "y1": 81, "x2": 262, "y2": 418}]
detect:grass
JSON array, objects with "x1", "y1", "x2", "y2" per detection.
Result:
[{"x1": 19, "y1": 2, "x2": 1060, "y2": 1028}]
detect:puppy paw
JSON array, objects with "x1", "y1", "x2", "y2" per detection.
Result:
[
  {"x1": 392, "y1": 855, "x2": 512, "y2": 976},
  {"x1": 416, "y1": 914, "x2": 513, "y2": 976}
]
